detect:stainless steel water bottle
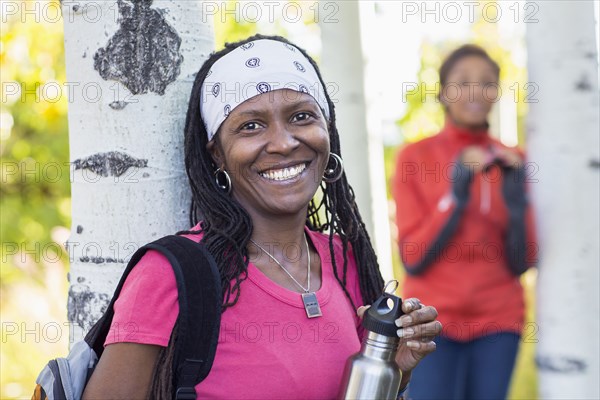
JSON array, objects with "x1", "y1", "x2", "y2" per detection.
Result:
[{"x1": 338, "y1": 281, "x2": 404, "y2": 400}]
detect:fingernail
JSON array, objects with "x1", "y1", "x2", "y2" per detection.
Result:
[
  {"x1": 395, "y1": 316, "x2": 412, "y2": 327},
  {"x1": 407, "y1": 341, "x2": 419, "y2": 349},
  {"x1": 397, "y1": 328, "x2": 414, "y2": 338}
]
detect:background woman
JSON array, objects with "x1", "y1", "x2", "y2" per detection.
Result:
[
  {"x1": 82, "y1": 35, "x2": 441, "y2": 399},
  {"x1": 392, "y1": 44, "x2": 537, "y2": 400}
]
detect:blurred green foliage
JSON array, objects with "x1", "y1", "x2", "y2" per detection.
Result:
[
  {"x1": 212, "y1": 0, "x2": 319, "y2": 50},
  {"x1": 1, "y1": 2, "x2": 70, "y2": 286},
  {"x1": 1, "y1": 1, "x2": 71, "y2": 398},
  {"x1": 213, "y1": 0, "x2": 258, "y2": 49}
]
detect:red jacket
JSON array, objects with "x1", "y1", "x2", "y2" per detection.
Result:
[{"x1": 392, "y1": 119, "x2": 537, "y2": 341}]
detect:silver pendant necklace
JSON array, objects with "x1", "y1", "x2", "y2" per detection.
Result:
[{"x1": 250, "y1": 233, "x2": 322, "y2": 318}]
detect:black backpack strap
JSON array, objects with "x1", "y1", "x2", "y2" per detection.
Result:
[
  {"x1": 148, "y1": 236, "x2": 222, "y2": 399},
  {"x1": 84, "y1": 235, "x2": 222, "y2": 397}
]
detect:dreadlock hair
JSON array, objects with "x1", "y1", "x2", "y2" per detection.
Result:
[{"x1": 179, "y1": 34, "x2": 384, "y2": 313}]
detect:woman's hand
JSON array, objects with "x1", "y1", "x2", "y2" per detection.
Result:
[
  {"x1": 459, "y1": 145, "x2": 491, "y2": 173},
  {"x1": 357, "y1": 298, "x2": 441, "y2": 374},
  {"x1": 393, "y1": 299, "x2": 441, "y2": 373},
  {"x1": 491, "y1": 146, "x2": 523, "y2": 168},
  {"x1": 460, "y1": 145, "x2": 524, "y2": 172}
]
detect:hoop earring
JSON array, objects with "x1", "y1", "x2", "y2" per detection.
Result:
[
  {"x1": 323, "y1": 153, "x2": 344, "y2": 183},
  {"x1": 214, "y1": 168, "x2": 232, "y2": 194}
]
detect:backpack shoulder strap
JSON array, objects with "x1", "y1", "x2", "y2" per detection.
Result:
[
  {"x1": 148, "y1": 235, "x2": 222, "y2": 399},
  {"x1": 84, "y1": 235, "x2": 222, "y2": 398}
]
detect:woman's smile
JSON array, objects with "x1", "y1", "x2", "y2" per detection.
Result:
[{"x1": 258, "y1": 161, "x2": 309, "y2": 182}]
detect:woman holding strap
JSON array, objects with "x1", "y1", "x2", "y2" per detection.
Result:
[{"x1": 392, "y1": 45, "x2": 537, "y2": 400}]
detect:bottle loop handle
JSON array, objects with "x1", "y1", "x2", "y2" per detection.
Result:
[{"x1": 382, "y1": 279, "x2": 399, "y2": 295}]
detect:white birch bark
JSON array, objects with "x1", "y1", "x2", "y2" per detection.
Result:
[
  {"x1": 526, "y1": 2, "x2": 600, "y2": 398},
  {"x1": 62, "y1": 0, "x2": 213, "y2": 341},
  {"x1": 318, "y1": 1, "x2": 393, "y2": 282}
]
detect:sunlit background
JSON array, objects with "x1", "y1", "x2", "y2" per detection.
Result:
[{"x1": 1, "y1": 1, "x2": 599, "y2": 399}]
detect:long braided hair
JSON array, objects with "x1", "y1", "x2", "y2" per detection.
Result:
[{"x1": 181, "y1": 33, "x2": 384, "y2": 309}]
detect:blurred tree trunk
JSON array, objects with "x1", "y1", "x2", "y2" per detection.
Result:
[
  {"x1": 318, "y1": 1, "x2": 393, "y2": 281},
  {"x1": 526, "y1": 2, "x2": 599, "y2": 398},
  {"x1": 62, "y1": 0, "x2": 213, "y2": 341}
]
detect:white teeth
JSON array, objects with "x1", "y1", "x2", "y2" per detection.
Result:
[{"x1": 260, "y1": 163, "x2": 307, "y2": 181}]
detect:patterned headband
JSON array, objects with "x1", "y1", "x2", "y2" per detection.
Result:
[{"x1": 200, "y1": 39, "x2": 331, "y2": 141}]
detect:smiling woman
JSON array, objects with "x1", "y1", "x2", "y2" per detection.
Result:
[{"x1": 81, "y1": 34, "x2": 442, "y2": 400}]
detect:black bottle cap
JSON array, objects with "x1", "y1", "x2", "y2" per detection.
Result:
[{"x1": 362, "y1": 292, "x2": 404, "y2": 337}]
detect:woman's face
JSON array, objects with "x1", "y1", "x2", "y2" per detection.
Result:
[
  {"x1": 207, "y1": 89, "x2": 330, "y2": 217},
  {"x1": 441, "y1": 55, "x2": 499, "y2": 128}
]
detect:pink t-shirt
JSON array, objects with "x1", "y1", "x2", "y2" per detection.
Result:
[{"x1": 105, "y1": 225, "x2": 365, "y2": 399}]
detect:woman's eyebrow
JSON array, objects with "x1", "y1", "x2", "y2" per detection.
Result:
[
  {"x1": 281, "y1": 100, "x2": 320, "y2": 112},
  {"x1": 233, "y1": 109, "x2": 267, "y2": 119},
  {"x1": 233, "y1": 100, "x2": 320, "y2": 119}
]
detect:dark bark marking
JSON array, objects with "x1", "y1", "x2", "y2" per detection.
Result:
[
  {"x1": 68, "y1": 284, "x2": 110, "y2": 330},
  {"x1": 589, "y1": 159, "x2": 600, "y2": 169},
  {"x1": 575, "y1": 74, "x2": 592, "y2": 91},
  {"x1": 109, "y1": 100, "x2": 129, "y2": 110},
  {"x1": 73, "y1": 151, "x2": 147, "y2": 177},
  {"x1": 76, "y1": 225, "x2": 83, "y2": 234},
  {"x1": 93, "y1": 0, "x2": 183, "y2": 96},
  {"x1": 79, "y1": 256, "x2": 125, "y2": 264},
  {"x1": 536, "y1": 355, "x2": 587, "y2": 373}
]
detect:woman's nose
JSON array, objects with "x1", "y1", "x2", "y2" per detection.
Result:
[
  {"x1": 472, "y1": 81, "x2": 495, "y2": 102},
  {"x1": 264, "y1": 123, "x2": 300, "y2": 155}
]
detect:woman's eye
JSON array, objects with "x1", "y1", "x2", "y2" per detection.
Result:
[
  {"x1": 292, "y1": 112, "x2": 313, "y2": 123},
  {"x1": 239, "y1": 121, "x2": 262, "y2": 131}
]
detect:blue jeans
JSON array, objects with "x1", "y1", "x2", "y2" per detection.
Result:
[{"x1": 406, "y1": 332, "x2": 520, "y2": 400}]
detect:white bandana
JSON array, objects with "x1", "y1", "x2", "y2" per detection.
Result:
[{"x1": 200, "y1": 39, "x2": 331, "y2": 141}]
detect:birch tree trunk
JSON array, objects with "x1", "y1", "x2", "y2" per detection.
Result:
[
  {"x1": 318, "y1": 1, "x2": 394, "y2": 282},
  {"x1": 526, "y1": 2, "x2": 600, "y2": 398},
  {"x1": 62, "y1": 0, "x2": 213, "y2": 341}
]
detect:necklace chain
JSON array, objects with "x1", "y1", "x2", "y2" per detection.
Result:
[{"x1": 250, "y1": 233, "x2": 311, "y2": 293}]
